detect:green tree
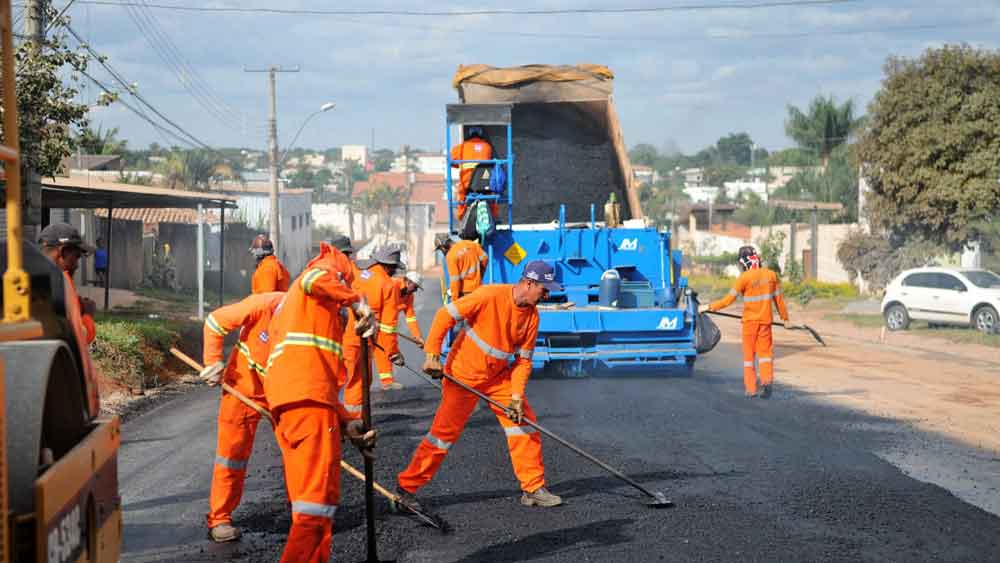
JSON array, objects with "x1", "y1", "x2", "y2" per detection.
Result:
[
  {"x1": 715, "y1": 132, "x2": 754, "y2": 166},
  {"x1": 857, "y1": 44, "x2": 1000, "y2": 251},
  {"x1": 767, "y1": 148, "x2": 818, "y2": 167},
  {"x1": 773, "y1": 144, "x2": 858, "y2": 222},
  {"x1": 76, "y1": 125, "x2": 127, "y2": 155},
  {"x1": 372, "y1": 148, "x2": 394, "y2": 172},
  {"x1": 785, "y1": 95, "x2": 863, "y2": 170},
  {"x1": 703, "y1": 163, "x2": 744, "y2": 186},
  {"x1": 628, "y1": 143, "x2": 659, "y2": 166}
]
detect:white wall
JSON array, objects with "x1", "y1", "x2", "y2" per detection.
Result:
[
  {"x1": 231, "y1": 192, "x2": 313, "y2": 276},
  {"x1": 750, "y1": 223, "x2": 858, "y2": 283}
]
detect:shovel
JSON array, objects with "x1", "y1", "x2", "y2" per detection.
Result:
[
  {"x1": 705, "y1": 310, "x2": 827, "y2": 346},
  {"x1": 168, "y1": 347, "x2": 448, "y2": 533}
]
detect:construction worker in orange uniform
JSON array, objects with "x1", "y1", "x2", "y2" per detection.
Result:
[
  {"x1": 451, "y1": 126, "x2": 495, "y2": 219},
  {"x1": 250, "y1": 234, "x2": 290, "y2": 293},
  {"x1": 446, "y1": 231, "x2": 488, "y2": 301},
  {"x1": 199, "y1": 291, "x2": 285, "y2": 542},
  {"x1": 328, "y1": 235, "x2": 366, "y2": 419},
  {"x1": 263, "y1": 241, "x2": 377, "y2": 563},
  {"x1": 396, "y1": 271, "x2": 424, "y2": 347},
  {"x1": 395, "y1": 260, "x2": 563, "y2": 511},
  {"x1": 355, "y1": 245, "x2": 405, "y2": 391},
  {"x1": 699, "y1": 245, "x2": 791, "y2": 399}
]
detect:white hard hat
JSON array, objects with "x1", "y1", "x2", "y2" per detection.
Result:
[{"x1": 404, "y1": 271, "x2": 423, "y2": 289}]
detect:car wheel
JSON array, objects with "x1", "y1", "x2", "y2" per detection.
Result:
[
  {"x1": 884, "y1": 304, "x2": 910, "y2": 331},
  {"x1": 973, "y1": 305, "x2": 998, "y2": 334}
]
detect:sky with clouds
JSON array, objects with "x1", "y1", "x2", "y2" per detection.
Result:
[{"x1": 55, "y1": 0, "x2": 1000, "y2": 156}]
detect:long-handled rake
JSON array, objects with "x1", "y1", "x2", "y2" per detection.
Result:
[{"x1": 706, "y1": 310, "x2": 827, "y2": 346}]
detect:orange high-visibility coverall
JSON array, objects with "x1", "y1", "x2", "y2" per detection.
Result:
[
  {"x1": 62, "y1": 271, "x2": 99, "y2": 416},
  {"x1": 446, "y1": 240, "x2": 488, "y2": 300},
  {"x1": 263, "y1": 243, "x2": 359, "y2": 563},
  {"x1": 203, "y1": 291, "x2": 284, "y2": 529},
  {"x1": 396, "y1": 277, "x2": 422, "y2": 341},
  {"x1": 340, "y1": 261, "x2": 365, "y2": 419},
  {"x1": 397, "y1": 284, "x2": 546, "y2": 494},
  {"x1": 252, "y1": 254, "x2": 290, "y2": 294},
  {"x1": 708, "y1": 266, "x2": 789, "y2": 394},
  {"x1": 354, "y1": 263, "x2": 401, "y2": 388},
  {"x1": 450, "y1": 138, "x2": 497, "y2": 218}
]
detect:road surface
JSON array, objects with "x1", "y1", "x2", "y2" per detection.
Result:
[{"x1": 119, "y1": 285, "x2": 1000, "y2": 562}]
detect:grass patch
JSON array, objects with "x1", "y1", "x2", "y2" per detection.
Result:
[
  {"x1": 825, "y1": 313, "x2": 885, "y2": 328},
  {"x1": 688, "y1": 274, "x2": 859, "y2": 306},
  {"x1": 825, "y1": 313, "x2": 1000, "y2": 347},
  {"x1": 92, "y1": 316, "x2": 189, "y2": 391}
]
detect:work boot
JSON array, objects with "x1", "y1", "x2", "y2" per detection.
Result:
[
  {"x1": 520, "y1": 487, "x2": 563, "y2": 508},
  {"x1": 760, "y1": 384, "x2": 772, "y2": 399},
  {"x1": 745, "y1": 391, "x2": 758, "y2": 399},
  {"x1": 381, "y1": 382, "x2": 404, "y2": 391},
  {"x1": 393, "y1": 486, "x2": 424, "y2": 513},
  {"x1": 209, "y1": 523, "x2": 241, "y2": 543}
]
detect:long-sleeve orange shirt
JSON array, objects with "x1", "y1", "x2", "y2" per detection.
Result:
[
  {"x1": 263, "y1": 243, "x2": 361, "y2": 412},
  {"x1": 203, "y1": 291, "x2": 284, "y2": 404},
  {"x1": 450, "y1": 138, "x2": 492, "y2": 192},
  {"x1": 355, "y1": 264, "x2": 401, "y2": 357},
  {"x1": 426, "y1": 284, "x2": 539, "y2": 397},
  {"x1": 395, "y1": 278, "x2": 422, "y2": 340},
  {"x1": 708, "y1": 267, "x2": 789, "y2": 324},
  {"x1": 252, "y1": 254, "x2": 290, "y2": 294},
  {"x1": 446, "y1": 240, "x2": 488, "y2": 299}
]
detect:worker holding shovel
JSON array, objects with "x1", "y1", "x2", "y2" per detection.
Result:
[
  {"x1": 699, "y1": 245, "x2": 791, "y2": 399},
  {"x1": 395, "y1": 260, "x2": 564, "y2": 511}
]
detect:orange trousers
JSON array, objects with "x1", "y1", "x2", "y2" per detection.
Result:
[
  {"x1": 340, "y1": 343, "x2": 363, "y2": 420},
  {"x1": 397, "y1": 377, "x2": 546, "y2": 494},
  {"x1": 274, "y1": 401, "x2": 342, "y2": 563},
  {"x1": 742, "y1": 321, "x2": 774, "y2": 394},
  {"x1": 206, "y1": 392, "x2": 262, "y2": 528},
  {"x1": 374, "y1": 331, "x2": 396, "y2": 388}
]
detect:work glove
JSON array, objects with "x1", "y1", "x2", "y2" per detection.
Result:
[
  {"x1": 413, "y1": 336, "x2": 426, "y2": 349},
  {"x1": 389, "y1": 353, "x2": 405, "y2": 367},
  {"x1": 697, "y1": 304, "x2": 710, "y2": 314},
  {"x1": 351, "y1": 299, "x2": 376, "y2": 338},
  {"x1": 199, "y1": 361, "x2": 225, "y2": 386},
  {"x1": 782, "y1": 318, "x2": 795, "y2": 329},
  {"x1": 422, "y1": 354, "x2": 443, "y2": 379},
  {"x1": 506, "y1": 395, "x2": 525, "y2": 424},
  {"x1": 344, "y1": 419, "x2": 377, "y2": 453}
]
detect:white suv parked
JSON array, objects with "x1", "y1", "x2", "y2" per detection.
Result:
[{"x1": 881, "y1": 268, "x2": 1000, "y2": 333}]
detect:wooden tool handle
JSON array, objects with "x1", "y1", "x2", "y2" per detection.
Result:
[{"x1": 169, "y1": 347, "x2": 275, "y2": 424}]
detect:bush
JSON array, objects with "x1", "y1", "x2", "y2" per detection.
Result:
[
  {"x1": 836, "y1": 229, "x2": 942, "y2": 291},
  {"x1": 92, "y1": 319, "x2": 181, "y2": 392},
  {"x1": 784, "y1": 279, "x2": 858, "y2": 305}
]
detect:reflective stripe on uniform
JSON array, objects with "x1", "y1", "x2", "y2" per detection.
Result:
[
  {"x1": 206, "y1": 314, "x2": 227, "y2": 336},
  {"x1": 237, "y1": 341, "x2": 267, "y2": 377},
  {"x1": 215, "y1": 455, "x2": 248, "y2": 470},
  {"x1": 379, "y1": 372, "x2": 393, "y2": 380},
  {"x1": 743, "y1": 291, "x2": 780, "y2": 303},
  {"x1": 460, "y1": 265, "x2": 479, "y2": 279},
  {"x1": 504, "y1": 425, "x2": 538, "y2": 437},
  {"x1": 406, "y1": 316, "x2": 418, "y2": 323},
  {"x1": 344, "y1": 403, "x2": 363, "y2": 413},
  {"x1": 743, "y1": 361, "x2": 754, "y2": 367},
  {"x1": 291, "y1": 501, "x2": 338, "y2": 520},
  {"x1": 461, "y1": 326, "x2": 516, "y2": 362},
  {"x1": 758, "y1": 357, "x2": 772, "y2": 363},
  {"x1": 266, "y1": 332, "x2": 343, "y2": 369},
  {"x1": 517, "y1": 348, "x2": 533, "y2": 361},
  {"x1": 379, "y1": 323, "x2": 397, "y2": 334},
  {"x1": 425, "y1": 432, "x2": 452, "y2": 450},
  {"x1": 728, "y1": 288, "x2": 739, "y2": 297},
  {"x1": 460, "y1": 162, "x2": 477, "y2": 171},
  {"x1": 445, "y1": 302, "x2": 462, "y2": 321},
  {"x1": 300, "y1": 268, "x2": 326, "y2": 295}
]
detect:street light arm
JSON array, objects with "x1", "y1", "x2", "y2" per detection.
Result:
[{"x1": 277, "y1": 103, "x2": 335, "y2": 168}]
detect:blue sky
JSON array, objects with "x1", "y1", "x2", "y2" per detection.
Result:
[{"x1": 58, "y1": 0, "x2": 1000, "y2": 156}]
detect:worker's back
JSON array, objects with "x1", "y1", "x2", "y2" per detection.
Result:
[
  {"x1": 734, "y1": 267, "x2": 786, "y2": 324},
  {"x1": 447, "y1": 240, "x2": 488, "y2": 297},
  {"x1": 252, "y1": 255, "x2": 290, "y2": 293}
]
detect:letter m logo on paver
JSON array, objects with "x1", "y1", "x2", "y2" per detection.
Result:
[
  {"x1": 656, "y1": 316, "x2": 678, "y2": 330},
  {"x1": 619, "y1": 238, "x2": 638, "y2": 251}
]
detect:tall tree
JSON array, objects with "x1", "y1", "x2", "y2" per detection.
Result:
[
  {"x1": 857, "y1": 44, "x2": 1000, "y2": 251},
  {"x1": 715, "y1": 132, "x2": 754, "y2": 166},
  {"x1": 628, "y1": 143, "x2": 659, "y2": 166},
  {"x1": 76, "y1": 125, "x2": 127, "y2": 155},
  {"x1": 785, "y1": 95, "x2": 863, "y2": 170}
]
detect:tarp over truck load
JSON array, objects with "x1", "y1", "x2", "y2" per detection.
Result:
[{"x1": 453, "y1": 64, "x2": 643, "y2": 223}]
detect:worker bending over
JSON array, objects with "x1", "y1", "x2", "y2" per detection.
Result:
[
  {"x1": 396, "y1": 271, "x2": 424, "y2": 347},
  {"x1": 355, "y1": 246, "x2": 405, "y2": 390},
  {"x1": 250, "y1": 234, "x2": 290, "y2": 293},
  {"x1": 199, "y1": 291, "x2": 284, "y2": 542},
  {"x1": 446, "y1": 231, "x2": 488, "y2": 300},
  {"x1": 451, "y1": 125, "x2": 493, "y2": 219},
  {"x1": 327, "y1": 235, "x2": 365, "y2": 419},
  {"x1": 396, "y1": 260, "x2": 563, "y2": 510},
  {"x1": 699, "y1": 245, "x2": 790, "y2": 399},
  {"x1": 263, "y1": 242, "x2": 376, "y2": 563}
]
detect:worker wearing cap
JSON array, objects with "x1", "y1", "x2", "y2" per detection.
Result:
[
  {"x1": 446, "y1": 231, "x2": 488, "y2": 301},
  {"x1": 38, "y1": 222, "x2": 99, "y2": 414},
  {"x1": 355, "y1": 245, "x2": 405, "y2": 391},
  {"x1": 200, "y1": 291, "x2": 284, "y2": 543},
  {"x1": 451, "y1": 126, "x2": 493, "y2": 219},
  {"x1": 263, "y1": 241, "x2": 377, "y2": 563},
  {"x1": 328, "y1": 235, "x2": 366, "y2": 419},
  {"x1": 699, "y1": 245, "x2": 790, "y2": 399},
  {"x1": 395, "y1": 260, "x2": 563, "y2": 510},
  {"x1": 396, "y1": 271, "x2": 424, "y2": 347},
  {"x1": 250, "y1": 234, "x2": 290, "y2": 293}
]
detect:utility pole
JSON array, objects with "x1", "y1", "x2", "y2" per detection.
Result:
[
  {"x1": 23, "y1": 0, "x2": 46, "y2": 235},
  {"x1": 243, "y1": 65, "x2": 299, "y2": 250}
]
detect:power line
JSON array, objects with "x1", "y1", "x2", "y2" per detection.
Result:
[{"x1": 65, "y1": 0, "x2": 859, "y2": 17}]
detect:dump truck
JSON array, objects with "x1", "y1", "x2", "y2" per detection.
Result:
[
  {"x1": 0, "y1": 2, "x2": 122, "y2": 560},
  {"x1": 442, "y1": 64, "x2": 698, "y2": 376}
]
